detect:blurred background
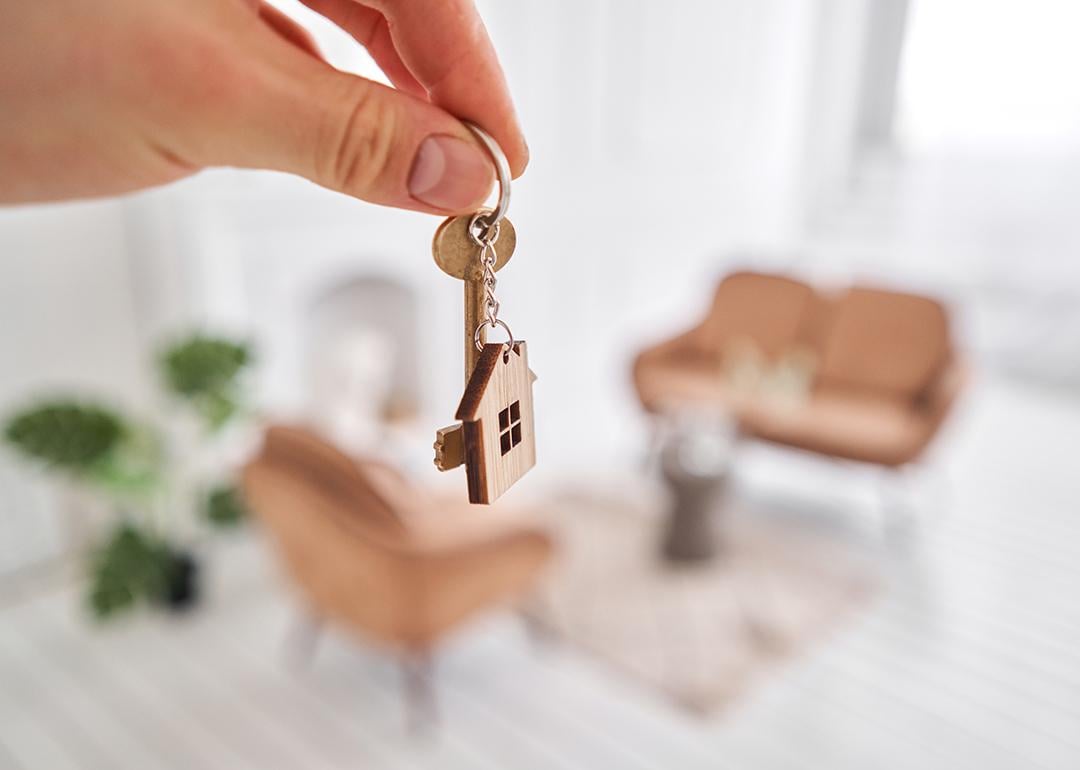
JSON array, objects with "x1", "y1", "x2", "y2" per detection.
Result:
[{"x1": 2, "y1": 0, "x2": 1079, "y2": 768}]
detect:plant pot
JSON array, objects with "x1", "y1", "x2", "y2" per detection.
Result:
[{"x1": 158, "y1": 548, "x2": 200, "y2": 612}]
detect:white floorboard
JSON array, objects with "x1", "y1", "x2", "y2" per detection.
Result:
[{"x1": 1, "y1": 377, "x2": 1078, "y2": 769}]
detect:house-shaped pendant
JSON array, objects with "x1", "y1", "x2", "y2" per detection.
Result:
[{"x1": 454, "y1": 341, "x2": 537, "y2": 504}]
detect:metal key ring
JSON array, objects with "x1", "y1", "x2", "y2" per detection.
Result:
[
  {"x1": 464, "y1": 122, "x2": 511, "y2": 228},
  {"x1": 474, "y1": 318, "x2": 515, "y2": 352},
  {"x1": 467, "y1": 213, "x2": 501, "y2": 248}
]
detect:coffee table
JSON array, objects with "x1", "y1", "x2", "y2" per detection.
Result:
[{"x1": 657, "y1": 408, "x2": 737, "y2": 562}]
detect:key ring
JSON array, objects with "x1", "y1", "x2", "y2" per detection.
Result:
[
  {"x1": 463, "y1": 122, "x2": 511, "y2": 229},
  {"x1": 462, "y1": 122, "x2": 515, "y2": 353},
  {"x1": 468, "y1": 215, "x2": 501, "y2": 249},
  {"x1": 474, "y1": 318, "x2": 515, "y2": 352}
]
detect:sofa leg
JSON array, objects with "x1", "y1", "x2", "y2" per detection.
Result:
[
  {"x1": 916, "y1": 458, "x2": 953, "y2": 520},
  {"x1": 283, "y1": 609, "x2": 323, "y2": 671},
  {"x1": 876, "y1": 464, "x2": 927, "y2": 542},
  {"x1": 400, "y1": 651, "x2": 438, "y2": 733},
  {"x1": 641, "y1": 413, "x2": 666, "y2": 472}
]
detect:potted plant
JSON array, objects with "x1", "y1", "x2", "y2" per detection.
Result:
[{"x1": 2, "y1": 333, "x2": 255, "y2": 621}]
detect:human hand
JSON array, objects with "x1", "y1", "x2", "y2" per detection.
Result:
[{"x1": 0, "y1": 0, "x2": 527, "y2": 212}]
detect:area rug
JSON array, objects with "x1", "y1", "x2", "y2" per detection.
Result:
[{"x1": 529, "y1": 487, "x2": 880, "y2": 714}]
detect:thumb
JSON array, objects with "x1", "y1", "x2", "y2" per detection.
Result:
[{"x1": 196, "y1": 39, "x2": 496, "y2": 214}]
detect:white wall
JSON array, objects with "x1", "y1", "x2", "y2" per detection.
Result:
[
  {"x1": 134, "y1": 0, "x2": 822, "y2": 472},
  {"x1": 0, "y1": 200, "x2": 147, "y2": 573},
  {"x1": 0, "y1": 0, "x2": 826, "y2": 571}
]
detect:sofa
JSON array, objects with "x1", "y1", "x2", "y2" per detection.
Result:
[{"x1": 632, "y1": 271, "x2": 966, "y2": 468}]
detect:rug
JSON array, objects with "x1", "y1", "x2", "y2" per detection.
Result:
[{"x1": 529, "y1": 487, "x2": 880, "y2": 714}]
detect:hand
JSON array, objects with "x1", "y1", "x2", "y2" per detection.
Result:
[{"x1": 0, "y1": 0, "x2": 527, "y2": 212}]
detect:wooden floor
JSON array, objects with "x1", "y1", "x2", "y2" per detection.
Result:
[{"x1": 1, "y1": 378, "x2": 1079, "y2": 770}]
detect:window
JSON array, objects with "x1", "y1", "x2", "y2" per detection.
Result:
[
  {"x1": 498, "y1": 401, "x2": 522, "y2": 456},
  {"x1": 898, "y1": 0, "x2": 1080, "y2": 153}
]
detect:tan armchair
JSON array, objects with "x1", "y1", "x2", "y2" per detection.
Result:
[
  {"x1": 242, "y1": 425, "x2": 553, "y2": 721},
  {"x1": 633, "y1": 272, "x2": 966, "y2": 468}
]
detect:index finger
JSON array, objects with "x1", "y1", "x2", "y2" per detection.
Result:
[{"x1": 365, "y1": 0, "x2": 528, "y2": 176}]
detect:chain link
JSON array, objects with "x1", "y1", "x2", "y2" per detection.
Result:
[
  {"x1": 480, "y1": 239, "x2": 500, "y2": 326},
  {"x1": 470, "y1": 214, "x2": 514, "y2": 351}
]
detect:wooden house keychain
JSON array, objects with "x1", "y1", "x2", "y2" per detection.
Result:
[{"x1": 431, "y1": 124, "x2": 536, "y2": 504}]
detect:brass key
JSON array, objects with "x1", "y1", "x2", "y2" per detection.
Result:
[{"x1": 431, "y1": 211, "x2": 516, "y2": 471}]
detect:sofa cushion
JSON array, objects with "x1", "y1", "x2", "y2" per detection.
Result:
[
  {"x1": 695, "y1": 272, "x2": 820, "y2": 359},
  {"x1": 741, "y1": 390, "x2": 931, "y2": 467},
  {"x1": 817, "y1": 287, "x2": 950, "y2": 401}
]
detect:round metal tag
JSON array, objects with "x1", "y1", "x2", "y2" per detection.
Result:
[{"x1": 432, "y1": 211, "x2": 516, "y2": 280}]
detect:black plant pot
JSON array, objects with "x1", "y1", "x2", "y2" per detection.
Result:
[{"x1": 160, "y1": 549, "x2": 200, "y2": 612}]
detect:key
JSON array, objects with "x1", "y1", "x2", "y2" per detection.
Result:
[{"x1": 431, "y1": 211, "x2": 516, "y2": 471}]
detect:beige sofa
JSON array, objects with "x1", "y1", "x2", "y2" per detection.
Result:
[{"x1": 633, "y1": 271, "x2": 966, "y2": 467}]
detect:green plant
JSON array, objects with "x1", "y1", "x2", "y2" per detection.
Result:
[
  {"x1": 3, "y1": 401, "x2": 161, "y2": 496},
  {"x1": 159, "y1": 335, "x2": 253, "y2": 430},
  {"x1": 5, "y1": 402, "x2": 123, "y2": 471},
  {"x1": 203, "y1": 483, "x2": 247, "y2": 528},
  {"x1": 3, "y1": 332, "x2": 255, "y2": 623},
  {"x1": 88, "y1": 523, "x2": 170, "y2": 618},
  {"x1": 88, "y1": 522, "x2": 199, "y2": 619}
]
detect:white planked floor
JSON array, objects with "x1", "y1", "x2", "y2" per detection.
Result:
[{"x1": 2, "y1": 377, "x2": 1079, "y2": 769}]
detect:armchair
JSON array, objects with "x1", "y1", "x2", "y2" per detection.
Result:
[{"x1": 242, "y1": 425, "x2": 553, "y2": 723}]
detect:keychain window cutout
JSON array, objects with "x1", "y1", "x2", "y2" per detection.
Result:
[
  {"x1": 499, "y1": 401, "x2": 523, "y2": 455},
  {"x1": 455, "y1": 341, "x2": 536, "y2": 504}
]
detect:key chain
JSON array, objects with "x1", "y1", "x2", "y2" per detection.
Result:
[{"x1": 431, "y1": 124, "x2": 536, "y2": 505}]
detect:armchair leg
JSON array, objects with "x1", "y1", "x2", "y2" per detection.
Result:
[
  {"x1": 283, "y1": 609, "x2": 323, "y2": 671},
  {"x1": 400, "y1": 651, "x2": 438, "y2": 733},
  {"x1": 517, "y1": 599, "x2": 556, "y2": 650}
]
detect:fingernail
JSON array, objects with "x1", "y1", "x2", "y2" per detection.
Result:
[
  {"x1": 408, "y1": 135, "x2": 492, "y2": 211},
  {"x1": 517, "y1": 138, "x2": 530, "y2": 175}
]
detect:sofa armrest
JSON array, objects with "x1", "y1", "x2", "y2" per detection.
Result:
[
  {"x1": 917, "y1": 355, "x2": 969, "y2": 434},
  {"x1": 632, "y1": 326, "x2": 706, "y2": 411},
  {"x1": 633, "y1": 327, "x2": 703, "y2": 370}
]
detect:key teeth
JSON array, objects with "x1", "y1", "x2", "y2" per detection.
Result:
[{"x1": 434, "y1": 423, "x2": 464, "y2": 471}]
